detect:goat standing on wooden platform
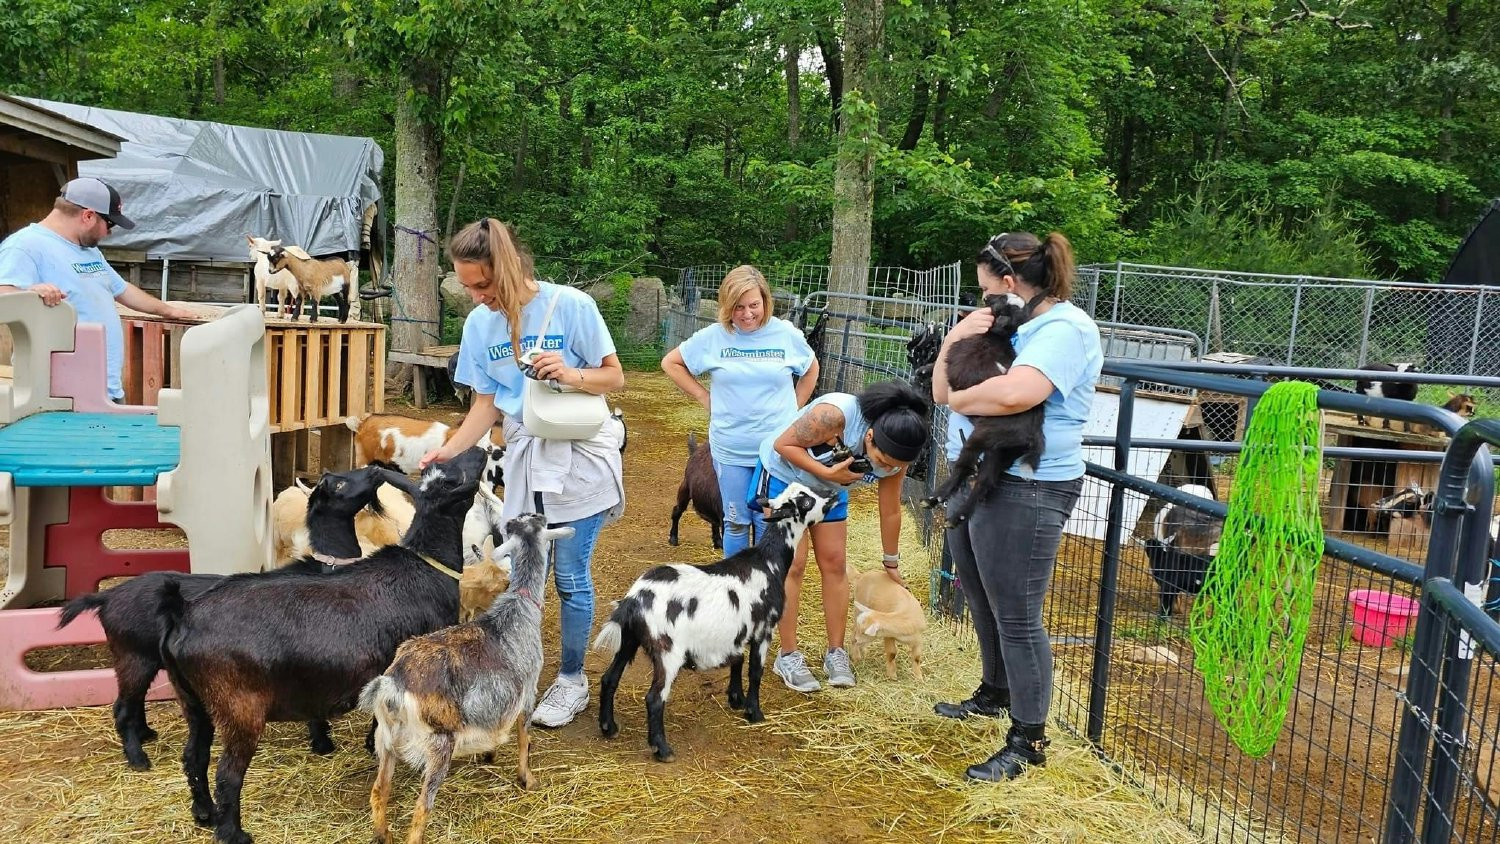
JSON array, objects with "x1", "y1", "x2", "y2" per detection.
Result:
[
  {"x1": 363, "y1": 511, "x2": 570, "y2": 844},
  {"x1": 267, "y1": 245, "x2": 356, "y2": 322}
]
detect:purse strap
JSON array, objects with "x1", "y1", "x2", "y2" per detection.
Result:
[{"x1": 519, "y1": 281, "x2": 562, "y2": 370}]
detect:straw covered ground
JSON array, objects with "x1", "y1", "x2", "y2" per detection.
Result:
[{"x1": 0, "y1": 372, "x2": 1207, "y2": 843}]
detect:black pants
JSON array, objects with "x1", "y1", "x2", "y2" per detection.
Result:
[{"x1": 945, "y1": 474, "x2": 1083, "y2": 725}]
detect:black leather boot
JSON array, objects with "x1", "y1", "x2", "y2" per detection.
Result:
[
  {"x1": 934, "y1": 682, "x2": 1008, "y2": 720},
  {"x1": 965, "y1": 722, "x2": 1049, "y2": 781}
]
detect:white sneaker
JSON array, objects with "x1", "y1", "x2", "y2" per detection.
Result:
[
  {"x1": 773, "y1": 651, "x2": 822, "y2": 693},
  {"x1": 531, "y1": 676, "x2": 589, "y2": 727},
  {"x1": 824, "y1": 648, "x2": 856, "y2": 688}
]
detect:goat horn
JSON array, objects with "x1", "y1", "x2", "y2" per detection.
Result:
[{"x1": 476, "y1": 482, "x2": 504, "y2": 511}]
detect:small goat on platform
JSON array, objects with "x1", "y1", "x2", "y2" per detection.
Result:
[
  {"x1": 56, "y1": 464, "x2": 391, "y2": 770},
  {"x1": 267, "y1": 245, "x2": 356, "y2": 323},
  {"x1": 595, "y1": 483, "x2": 836, "y2": 762},
  {"x1": 668, "y1": 432, "x2": 722, "y2": 549},
  {"x1": 1355, "y1": 362, "x2": 1419, "y2": 429},
  {"x1": 245, "y1": 235, "x2": 299, "y2": 317},
  {"x1": 362, "y1": 512, "x2": 571, "y2": 844},
  {"x1": 921, "y1": 293, "x2": 1045, "y2": 526}
]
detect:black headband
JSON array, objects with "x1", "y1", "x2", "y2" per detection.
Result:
[{"x1": 872, "y1": 423, "x2": 924, "y2": 463}]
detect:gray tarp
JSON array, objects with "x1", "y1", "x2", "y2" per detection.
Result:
[{"x1": 25, "y1": 98, "x2": 383, "y2": 263}]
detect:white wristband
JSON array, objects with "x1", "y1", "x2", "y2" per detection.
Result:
[{"x1": 882, "y1": 553, "x2": 901, "y2": 566}]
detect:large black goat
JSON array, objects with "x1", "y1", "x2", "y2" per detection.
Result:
[
  {"x1": 55, "y1": 464, "x2": 391, "y2": 770},
  {"x1": 157, "y1": 448, "x2": 487, "y2": 844},
  {"x1": 668, "y1": 432, "x2": 723, "y2": 549},
  {"x1": 597, "y1": 482, "x2": 836, "y2": 762},
  {"x1": 921, "y1": 293, "x2": 1045, "y2": 526}
]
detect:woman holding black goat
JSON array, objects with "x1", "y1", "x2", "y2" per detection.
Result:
[{"x1": 930, "y1": 231, "x2": 1102, "y2": 781}]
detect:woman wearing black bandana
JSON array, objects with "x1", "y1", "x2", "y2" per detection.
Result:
[{"x1": 749, "y1": 380, "x2": 930, "y2": 693}]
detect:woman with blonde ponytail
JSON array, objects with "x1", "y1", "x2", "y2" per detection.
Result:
[
  {"x1": 929, "y1": 231, "x2": 1101, "y2": 782},
  {"x1": 421, "y1": 217, "x2": 625, "y2": 729}
]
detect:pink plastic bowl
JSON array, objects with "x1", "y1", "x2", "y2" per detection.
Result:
[{"x1": 1348, "y1": 589, "x2": 1420, "y2": 648}]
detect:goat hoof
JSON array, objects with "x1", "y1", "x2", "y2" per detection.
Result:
[
  {"x1": 191, "y1": 804, "x2": 215, "y2": 827},
  {"x1": 652, "y1": 746, "x2": 676, "y2": 763},
  {"x1": 309, "y1": 737, "x2": 336, "y2": 756},
  {"x1": 727, "y1": 691, "x2": 744, "y2": 709},
  {"x1": 600, "y1": 720, "x2": 619, "y2": 739},
  {"x1": 140, "y1": 726, "x2": 159, "y2": 743},
  {"x1": 518, "y1": 772, "x2": 537, "y2": 790},
  {"x1": 667, "y1": 537, "x2": 680, "y2": 547},
  {"x1": 480, "y1": 751, "x2": 496, "y2": 764},
  {"x1": 744, "y1": 709, "x2": 765, "y2": 724},
  {"x1": 125, "y1": 753, "x2": 152, "y2": 772}
]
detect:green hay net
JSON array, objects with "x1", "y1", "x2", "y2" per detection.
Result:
[{"x1": 1188, "y1": 381, "x2": 1325, "y2": 758}]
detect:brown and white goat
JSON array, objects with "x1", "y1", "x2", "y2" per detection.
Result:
[
  {"x1": 363, "y1": 511, "x2": 570, "y2": 844},
  {"x1": 267, "y1": 245, "x2": 356, "y2": 322},
  {"x1": 347, "y1": 413, "x2": 456, "y2": 474}
]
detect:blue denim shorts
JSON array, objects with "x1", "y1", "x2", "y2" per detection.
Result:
[{"x1": 749, "y1": 463, "x2": 849, "y2": 523}]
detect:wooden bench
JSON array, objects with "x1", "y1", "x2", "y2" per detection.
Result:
[{"x1": 388, "y1": 344, "x2": 460, "y2": 408}]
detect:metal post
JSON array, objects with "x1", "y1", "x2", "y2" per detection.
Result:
[
  {"x1": 1286, "y1": 283, "x2": 1303, "y2": 365},
  {"x1": 1087, "y1": 266, "x2": 1100, "y2": 316},
  {"x1": 160, "y1": 257, "x2": 171, "y2": 301},
  {"x1": 1467, "y1": 289, "x2": 1486, "y2": 376},
  {"x1": 1357, "y1": 287, "x2": 1375, "y2": 367},
  {"x1": 1207, "y1": 281, "x2": 1222, "y2": 354},
  {"x1": 1088, "y1": 379, "x2": 1136, "y2": 745},
  {"x1": 1417, "y1": 424, "x2": 1497, "y2": 844},
  {"x1": 1111, "y1": 261, "x2": 1124, "y2": 323}
]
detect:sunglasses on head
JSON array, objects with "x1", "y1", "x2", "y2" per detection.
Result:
[{"x1": 982, "y1": 239, "x2": 1015, "y2": 277}]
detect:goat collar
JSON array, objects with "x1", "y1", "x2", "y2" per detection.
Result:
[
  {"x1": 311, "y1": 551, "x2": 362, "y2": 568},
  {"x1": 419, "y1": 553, "x2": 463, "y2": 580}
]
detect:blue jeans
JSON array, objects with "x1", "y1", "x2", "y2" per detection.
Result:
[
  {"x1": 715, "y1": 460, "x2": 758, "y2": 556},
  {"x1": 550, "y1": 508, "x2": 608, "y2": 676}
]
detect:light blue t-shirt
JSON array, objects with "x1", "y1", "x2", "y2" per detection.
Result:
[
  {"x1": 454, "y1": 282, "x2": 617, "y2": 418},
  {"x1": 678, "y1": 317, "x2": 815, "y2": 467},
  {"x1": 945, "y1": 301, "x2": 1102, "y2": 481},
  {"x1": 759, "y1": 392, "x2": 901, "y2": 497},
  {"x1": 0, "y1": 224, "x2": 129, "y2": 399}
]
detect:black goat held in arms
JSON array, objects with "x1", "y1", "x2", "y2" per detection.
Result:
[{"x1": 921, "y1": 293, "x2": 1045, "y2": 526}]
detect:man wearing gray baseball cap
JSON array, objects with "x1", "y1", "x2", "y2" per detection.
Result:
[{"x1": 0, "y1": 177, "x2": 195, "y2": 401}]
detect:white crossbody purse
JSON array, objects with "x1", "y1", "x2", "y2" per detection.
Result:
[{"x1": 519, "y1": 284, "x2": 609, "y2": 440}]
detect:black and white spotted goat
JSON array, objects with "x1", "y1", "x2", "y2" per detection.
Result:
[
  {"x1": 362, "y1": 511, "x2": 572, "y2": 844},
  {"x1": 1141, "y1": 483, "x2": 1222, "y2": 618},
  {"x1": 594, "y1": 482, "x2": 836, "y2": 762}
]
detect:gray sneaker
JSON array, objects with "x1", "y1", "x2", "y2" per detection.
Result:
[
  {"x1": 773, "y1": 651, "x2": 822, "y2": 693},
  {"x1": 824, "y1": 648, "x2": 856, "y2": 688}
]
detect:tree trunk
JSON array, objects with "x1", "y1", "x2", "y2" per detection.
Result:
[
  {"x1": 1209, "y1": 35, "x2": 1242, "y2": 165},
  {"x1": 581, "y1": 100, "x2": 595, "y2": 170},
  {"x1": 512, "y1": 101, "x2": 528, "y2": 192},
  {"x1": 1117, "y1": 113, "x2": 1136, "y2": 200},
  {"x1": 817, "y1": 29, "x2": 844, "y2": 135},
  {"x1": 391, "y1": 69, "x2": 443, "y2": 381},
  {"x1": 784, "y1": 29, "x2": 801, "y2": 242},
  {"x1": 897, "y1": 78, "x2": 929, "y2": 151},
  {"x1": 828, "y1": 0, "x2": 883, "y2": 377},
  {"x1": 213, "y1": 53, "x2": 226, "y2": 106},
  {"x1": 933, "y1": 79, "x2": 949, "y2": 149},
  {"x1": 1435, "y1": 0, "x2": 1460, "y2": 221}
]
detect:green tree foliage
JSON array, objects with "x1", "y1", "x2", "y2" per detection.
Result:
[{"x1": 2, "y1": 0, "x2": 1496, "y2": 286}]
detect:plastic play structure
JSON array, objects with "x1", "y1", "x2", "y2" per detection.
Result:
[{"x1": 0, "y1": 292, "x2": 272, "y2": 710}]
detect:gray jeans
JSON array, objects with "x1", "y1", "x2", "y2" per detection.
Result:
[{"x1": 945, "y1": 474, "x2": 1083, "y2": 725}]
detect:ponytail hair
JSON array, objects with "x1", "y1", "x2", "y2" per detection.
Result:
[
  {"x1": 978, "y1": 231, "x2": 1076, "y2": 302},
  {"x1": 448, "y1": 218, "x2": 536, "y2": 365},
  {"x1": 858, "y1": 380, "x2": 930, "y2": 463}
]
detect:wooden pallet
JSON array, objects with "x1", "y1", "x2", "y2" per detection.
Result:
[{"x1": 387, "y1": 343, "x2": 461, "y2": 408}]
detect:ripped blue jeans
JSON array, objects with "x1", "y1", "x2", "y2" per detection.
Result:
[{"x1": 549, "y1": 508, "x2": 608, "y2": 677}]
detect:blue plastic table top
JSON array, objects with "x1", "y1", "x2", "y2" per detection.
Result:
[{"x1": 0, "y1": 412, "x2": 180, "y2": 487}]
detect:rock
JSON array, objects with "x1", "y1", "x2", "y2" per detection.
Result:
[
  {"x1": 628, "y1": 277, "x2": 667, "y2": 341},
  {"x1": 440, "y1": 271, "x2": 478, "y2": 319},
  {"x1": 1123, "y1": 644, "x2": 1181, "y2": 666}
]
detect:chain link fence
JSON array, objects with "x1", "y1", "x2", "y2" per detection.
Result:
[{"x1": 1075, "y1": 262, "x2": 1500, "y2": 410}]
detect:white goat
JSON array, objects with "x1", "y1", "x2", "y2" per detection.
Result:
[
  {"x1": 594, "y1": 482, "x2": 836, "y2": 762},
  {"x1": 362, "y1": 511, "x2": 571, "y2": 844},
  {"x1": 246, "y1": 235, "x2": 301, "y2": 317}
]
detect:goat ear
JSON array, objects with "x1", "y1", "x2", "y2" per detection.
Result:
[{"x1": 375, "y1": 468, "x2": 419, "y2": 498}]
